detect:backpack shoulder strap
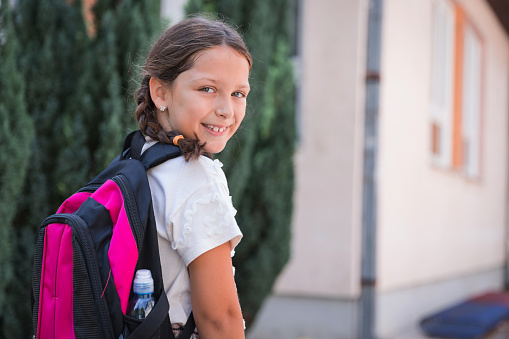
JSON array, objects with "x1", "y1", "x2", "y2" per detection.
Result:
[
  {"x1": 122, "y1": 130, "x2": 145, "y2": 160},
  {"x1": 140, "y1": 142, "x2": 182, "y2": 170},
  {"x1": 121, "y1": 130, "x2": 182, "y2": 169},
  {"x1": 180, "y1": 312, "x2": 196, "y2": 339}
]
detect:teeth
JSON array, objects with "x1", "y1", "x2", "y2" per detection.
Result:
[{"x1": 206, "y1": 125, "x2": 226, "y2": 133}]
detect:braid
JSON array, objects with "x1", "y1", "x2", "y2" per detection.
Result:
[
  {"x1": 134, "y1": 76, "x2": 208, "y2": 161},
  {"x1": 165, "y1": 131, "x2": 210, "y2": 162}
]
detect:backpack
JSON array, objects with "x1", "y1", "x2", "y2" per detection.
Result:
[{"x1": 31, "y1": 130, "x2": 196, "y2": 339}]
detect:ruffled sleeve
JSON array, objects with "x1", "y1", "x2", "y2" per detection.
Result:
[{"x1": 169, "y1": 179, "x2": 242, "y2": 266}]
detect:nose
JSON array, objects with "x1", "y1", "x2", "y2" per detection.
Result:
[{"x1": 215, "y1": 95, "x2": 234, "y2": 119}]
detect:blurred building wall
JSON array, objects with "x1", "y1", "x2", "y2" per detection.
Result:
[
  {"x1": 273, "y1": 0, "x2": 367, "y2": 299},
  {"x1": 378, "y1": 0, "x2": 508, "y2": 291},
  {"x1": 253, "y1": 0, "x2": 509, "y2": 338},
  {"x1": 375, "y1": 0, "x2": 509, "y2": 336}
]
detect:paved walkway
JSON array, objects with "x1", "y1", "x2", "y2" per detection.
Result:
[
  {"x1": 246, "y1": 295, "x2": 356, "y2": 339},
  {"x1": 392, "y1": 322, "x2": 509, "y2": 339},
  {"x1": 247, "y1": 295, "x2": 509, "y2": 339}
]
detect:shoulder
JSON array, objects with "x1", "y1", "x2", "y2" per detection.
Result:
[
  {"x1": 150, "y1": 154, "x2": 228, "y2": 187},
  {"x1": 144, "y1": 139, "x2": 226, "y2": 177},
  {"x1": 144, "y1": 141, "x2": 230, "y2": 200}
]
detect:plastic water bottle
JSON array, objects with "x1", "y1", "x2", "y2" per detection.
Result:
[{"x1": 127, "y1": 269, "x2": 155, "y2": 319}]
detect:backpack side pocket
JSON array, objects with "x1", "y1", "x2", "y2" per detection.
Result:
[
  {"x1": 121, "y1": 291, "x2": 173, "y2": 339},
  {"x1": 33, "y1": 218, "x2": 75, "y2": 339}
]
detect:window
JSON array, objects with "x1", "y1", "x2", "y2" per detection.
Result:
[{"x1": 430, "y1": 0, "x2": 482, "y2": 178}]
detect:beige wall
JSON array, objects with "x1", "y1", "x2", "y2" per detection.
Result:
[
  {"x1": 273, "y1": 0, "x2": 368, "y2": 298},
  {"x1": 377, "y1": 0, "x2": 509, "y2": 293}
]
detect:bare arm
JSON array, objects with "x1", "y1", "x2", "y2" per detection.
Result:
[{"x1": 188, "y1": 241, "x2": 245, "y2": 339}]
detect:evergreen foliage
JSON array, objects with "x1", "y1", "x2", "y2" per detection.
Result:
[
  {"x1": 8, "y1": 1, "x2": 89, "y2": 335},
  {"x1": 0, "y1": 1, "x2": 35, "y2": 333},
  {"x1": 3, "y1": 0, "x2": 160, "y2": 336},
  {"x1": 186, "y1": 0, "x2": 297, "y2": 326}
]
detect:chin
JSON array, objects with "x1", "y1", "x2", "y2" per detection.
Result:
[{"x1": 204, "y1": 144, "x2": 226, "y2": 154}]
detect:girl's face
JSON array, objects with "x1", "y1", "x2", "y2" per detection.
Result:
[{"x1": 155, "y1": 45, "x2": 250, "y2": 154}]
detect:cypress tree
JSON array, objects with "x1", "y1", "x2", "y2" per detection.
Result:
[
  {"x1": 0, "y1": 1, "x2": 35, "y2": 334},
  {"x1": 64, "y1": 8, "x2": 125, "y2": 178},
  {"x1": 7, "y1": 1, "x2": 88, "y2": 336},
  {"x1": 186, "y1": 0, "x2": 297, "y2": 326},
  {"x1": 91, "y1": 0, "x2": 161, "y2": 126},
  {"x1": 56, "y1": 0, "x2": 162, "y2": 186}
]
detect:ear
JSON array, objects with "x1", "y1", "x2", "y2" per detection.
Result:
[{"x1": 149, "y1": 77, "x2": 168, "y2": 110}]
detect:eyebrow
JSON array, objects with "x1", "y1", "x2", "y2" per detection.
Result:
[
  {"x1": 238, "y1": 83, "x2": 251, "y2": 91},
  {"x1": 192, "y1": 77, "x2": 250, "y2": 90}
]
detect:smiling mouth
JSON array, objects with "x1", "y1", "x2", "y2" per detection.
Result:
[{"x1": 204, "y1": 124, "x2": 228, "y2": 133}]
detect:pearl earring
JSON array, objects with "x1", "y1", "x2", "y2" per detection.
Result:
[{"x1": 159, "y1": 105, "x2": 166, "y2": 112}]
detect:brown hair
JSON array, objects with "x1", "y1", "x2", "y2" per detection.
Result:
[{"x1": 135, "y1": 16, "x2": 252, "y2": 161}]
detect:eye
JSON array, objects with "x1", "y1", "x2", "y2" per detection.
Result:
[
  {"x1": 232, "y1": 91, "x2": 246, "y2": 98},
  {"x1": 200, "y1": 87, "x2": 215, "y2": 93}
]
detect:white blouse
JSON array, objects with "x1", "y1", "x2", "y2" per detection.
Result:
[{"x1": 142, "y1": 140, "x2": 242, "y2": 325}]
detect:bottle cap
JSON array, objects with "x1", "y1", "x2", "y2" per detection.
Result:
[{"x1": 133, "y1": 269, "x2": 154, "y2": 295}]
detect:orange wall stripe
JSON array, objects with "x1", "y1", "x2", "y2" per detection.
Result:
[{"x1": 452, "y1": 5, "x2": 464, "y2": 168}]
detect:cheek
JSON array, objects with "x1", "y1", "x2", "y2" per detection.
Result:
[
  {"x1": 235, "y1": 103, "x2": 247, "y2": 122},
  {"x1": 169, "y1": 100, "x2": 202, "y2": 129}
]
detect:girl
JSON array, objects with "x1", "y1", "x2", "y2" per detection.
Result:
[{"x1": 134, "y1": 16, "x2": 251, "y2": 339}]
